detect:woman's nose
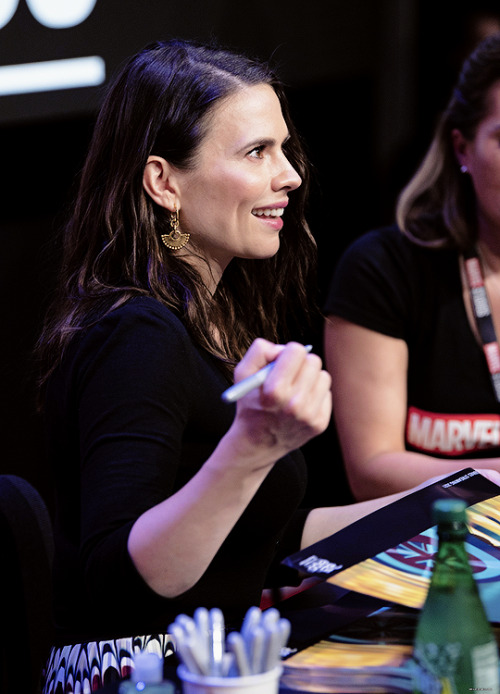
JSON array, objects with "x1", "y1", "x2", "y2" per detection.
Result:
[{"x1": 272, "y1": 158, "x2": 302, "y2": 192}]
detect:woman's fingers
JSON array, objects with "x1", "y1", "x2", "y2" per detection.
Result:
[
  {"x1": 233, "y1": 340, "x2": 332, "y2": 452},
  {"x1": 233, "y1": 338, "x2": 284, "y2": 383},
  {"x1": 260, "y1": 343, "x2": 319, "y2": 406}
]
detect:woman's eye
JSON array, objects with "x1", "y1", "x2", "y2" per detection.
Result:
[{"x1": 248, "y1": 146, "x2": 265, "y2": 159}]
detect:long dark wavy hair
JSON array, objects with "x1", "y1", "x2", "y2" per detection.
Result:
[
  {"x1": 36, "y1": 39, "x2": 317, "y2": 396},
  {"x1": 396, "y1": 31, "x2": 500, "y2": 250}
]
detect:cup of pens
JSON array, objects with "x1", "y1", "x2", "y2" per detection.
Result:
[{"x1": 170, "y1": 606, "x2": 290, "y2": 694}]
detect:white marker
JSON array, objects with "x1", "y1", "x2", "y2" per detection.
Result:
[
  {"x1": 221, "y1": 345, "x2": 313, "y2": 403},
  {"x1": 169, "y1": 623, "x2": 206, "y2": 675},
  {"x1": 209, "y1": 608, "x2": 225, "y2": 676},
  {"x1": 227, "y1": 632, "x2": 251, "y2": 676},
  {"x1": 193, "y1": 607, "x2": 211, "y2": 672},
  {"x1": 248, "y1": 625, "x2": 265, "y2": 674}
]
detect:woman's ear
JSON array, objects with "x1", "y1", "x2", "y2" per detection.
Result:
[
  {"x1": 451, "y1": 128, "x2": 469, "y2": 170},
  {"x1": 143, "y1": 155, "x2": 178, "y2": 210}
]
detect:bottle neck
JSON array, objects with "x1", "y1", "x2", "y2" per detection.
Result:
[
  {"x1": 431, "y1": 525, "x2": 476, "y2": 590},
  {"x1": 437, "y1": 526, "x2": 467, "y2": 543}
]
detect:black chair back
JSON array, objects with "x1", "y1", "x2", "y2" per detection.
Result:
[{"x1": 0, "y1": 474, "x2": 54, "y2": 694}]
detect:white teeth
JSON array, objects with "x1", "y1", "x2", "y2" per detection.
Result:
[{"x1": 252, "y1": 208, "x2": 285, "y2": 218}]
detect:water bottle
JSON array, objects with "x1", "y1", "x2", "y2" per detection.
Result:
[
  {"x1": 118, "y1": 651, "x2": 175, "y2": 693},
  {"x1": 412, "y1": 498, "x2": 500, "y2": 694}
]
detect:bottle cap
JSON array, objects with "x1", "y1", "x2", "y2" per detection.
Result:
[
  {"x1": 132, "y1": 651, "x2": 163, "y2": 684},
  {"x1": 432, "y1": 498, "x2": 467, "y2": 524}
]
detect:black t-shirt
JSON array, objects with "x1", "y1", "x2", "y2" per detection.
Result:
[
  {"x1": 325, "y1": 226, "x2": 500, "y2": 458},
  {"x1": 45, "y1": 296, "x2": 309, "y2": 645}
]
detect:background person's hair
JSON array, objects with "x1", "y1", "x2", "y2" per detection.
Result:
[
  {"x1": 396, "y1": 31, "x2": 500, "y2": 250},
  {"x1": 36, "y1": 38, "x2": 316, "y2": 395}
]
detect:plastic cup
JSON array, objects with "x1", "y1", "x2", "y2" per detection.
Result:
[{"x1": 177, "y1": 665, "x2": 283, "y2": 694}]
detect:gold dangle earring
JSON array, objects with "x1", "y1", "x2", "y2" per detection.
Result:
[{"x1": 161, "y1": 206, "x2": 190, "y2": 250}]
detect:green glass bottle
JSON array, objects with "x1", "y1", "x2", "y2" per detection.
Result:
[{"x1": 412, "y1": 498, "x2": 499, "y2": 694}]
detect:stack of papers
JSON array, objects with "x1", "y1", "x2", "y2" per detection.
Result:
[{"x1": 281, "y1": 639, "x2": 416, "y2": 692}]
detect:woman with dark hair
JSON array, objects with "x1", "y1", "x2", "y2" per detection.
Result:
[
  {"x1": 38, "y1": 39, "x2": 429, "y2": 692},
  {"x1": 324, "y1": 32, "x2": 500, "y2": 501}
]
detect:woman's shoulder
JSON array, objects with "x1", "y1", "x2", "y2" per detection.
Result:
[
  {"x1": 325, "y1": 225, "x2": 460, "y2": 333},
  {"x1": 345, "y1": 225, "x2": 422, "y2": 257},
  {"x1": 338, "y1": 225, "x2": 457, "y2": 276},
  {"x1": 107, "y1": 295, "x2": 181, "y2": 321},
  {"x1": 57, "y1": 296, "x2": 199, "y2": 393},
  {"x1": 73, "y1": 295, "x2": 192, "y2": 363},
  {"x1": 96, "y1": 295, "x2": 187, "y2": 335}
]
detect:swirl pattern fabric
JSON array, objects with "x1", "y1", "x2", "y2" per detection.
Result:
[{"x1": 42, "y1": 632, "x2": 175, "y2": 693}]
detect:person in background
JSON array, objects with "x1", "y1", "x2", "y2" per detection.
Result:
[
  {"x1": 36, "y1": 39, "x2": 455, "y2": 693},
  {"x1": 324, "y1": 32, "x2": 500, "y2": 501}
]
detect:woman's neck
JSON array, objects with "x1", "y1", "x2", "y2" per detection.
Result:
[{"x1": 183, "y1": 249, "x2": 227, "y2": 296}]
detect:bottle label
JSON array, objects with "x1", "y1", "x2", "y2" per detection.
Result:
[
  {"x1": 412, "y1": 641, "x2": 499, "y2": 694},
  {"x1": 471, "y1": 641, "x2": 500, "y2": 691}
]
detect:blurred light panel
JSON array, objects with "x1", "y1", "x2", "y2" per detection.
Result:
[{"x1": 0, "y1": 56, "x2": 105, "y2": 95}]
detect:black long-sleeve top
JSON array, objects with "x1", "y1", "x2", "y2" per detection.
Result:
[{"x1": 45, "y1": 296, "x2": 309, "y2": 645}]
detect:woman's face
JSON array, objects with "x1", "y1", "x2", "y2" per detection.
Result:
[
  {"x1": 455, "y1": 80, "x2": 500, "y2": 239},
  {"x1": 173, "y1": 83, "x2": 302, "y2": 285}
]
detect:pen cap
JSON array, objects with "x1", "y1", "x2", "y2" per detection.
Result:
[{"x1": 132, "y1": 652, "x2": 163, "y2": 683}]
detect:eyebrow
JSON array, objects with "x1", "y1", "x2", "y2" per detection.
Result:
[{"x1": 241, "y1": 134, "x2": 291, "y2": 151}]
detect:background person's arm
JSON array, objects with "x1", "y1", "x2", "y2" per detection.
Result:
[
  {"x1": 301, "y1": 467, "x2": 500, "y2": 548},
  {"x1": 324, "y1": 315, "x2": 500, "y2": 500}
]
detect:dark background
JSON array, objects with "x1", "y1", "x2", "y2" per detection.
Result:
[{"x1": 1, "y1": 0, "x2": 499, "y2": 512}]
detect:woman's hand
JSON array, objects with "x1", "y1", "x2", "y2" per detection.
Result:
[{"x1": 227, "y1": 339, "x2": 332, "y2": 466}]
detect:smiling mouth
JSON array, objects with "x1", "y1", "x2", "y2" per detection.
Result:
[{"x1": 251, "y1": 208, "x2": 285, "y2": 218}]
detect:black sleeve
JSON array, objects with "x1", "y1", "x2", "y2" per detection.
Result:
[
  {"x1": 324, "y1": 227, "x2": 414, "y2": 340},
  {"x1": 73, "y1": 302, "x2": 198, "y2": 606}
]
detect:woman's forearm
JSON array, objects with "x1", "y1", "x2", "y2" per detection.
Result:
[
  {"x1": 302, "y1": 468, "x2": 500, "y2": 549},
  {"x1": 301, "y1": 491, "x2": 407, "y2": 550},
  {"x1": 127, "y1": 428, "x2": 276, "y2": 598},
  {"x1": 349, "y1": 450, "x2": 500, "y2": 501}
]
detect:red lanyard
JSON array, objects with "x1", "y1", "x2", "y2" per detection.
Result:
[{"x1": 464, "y1": 251, "x2": 500, "y2": 402}]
